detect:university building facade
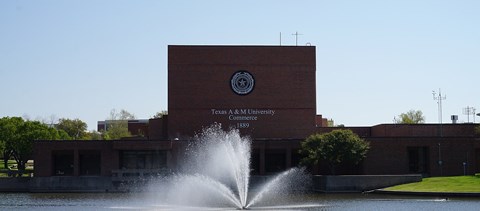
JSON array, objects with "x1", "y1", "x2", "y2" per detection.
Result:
[{"x1": 34, "y1": 45, "x2": 480, "y2": 180}]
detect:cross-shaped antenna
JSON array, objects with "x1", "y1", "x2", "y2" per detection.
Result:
[{"x1": 292, "y1": 31, "x2": 303, "y2": 46}]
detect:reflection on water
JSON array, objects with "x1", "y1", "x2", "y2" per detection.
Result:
[{"x1": 0, "y1": 192, "x2": 479, "y2": 210}]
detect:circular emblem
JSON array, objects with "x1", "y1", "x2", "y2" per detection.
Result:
[{"x1": 230, "y1": 71, "x2": 255, "y2": 95}]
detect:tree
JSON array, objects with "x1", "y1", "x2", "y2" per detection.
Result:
[
  {"x1": 110, "y1": 109, "x2": 136, "y2": 120},
  {"x1": 55, "y1": 118, "x2": 87, "y2": 140},
  {"x1": 0, "y1": 117, "x2": 23, "y2": 169},
  {"x1": 299, "y1": 129, "x2": 370, "y2": 175},
  {"x1": 13, "y1": 121, "x2": 60, "y2": 172},
  {"x1": 102, "y1": 109, "x2": 135, "y2": 140},
  {"x1": 395, "y1": 110, "x2": 425, "y2": 124},
  {"x1": 0, "y1": 134, "x2": 6, "y2": 168},
  {"x1": 152, "y1": 110, "x2": 168, "y2": 119},
  {"x1": 86, "y1": 130, "x2": 103, "y2": 140},
  {"x1": 57, "y1": 129, "x2": 72, "y2": 140},
  {"x1": 0, "y1": 117, "x2": 60, "y2": 175}
]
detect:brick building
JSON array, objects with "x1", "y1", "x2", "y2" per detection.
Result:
[{"x1": 34, "y1": 45, "x2": 480, "y2": 179}]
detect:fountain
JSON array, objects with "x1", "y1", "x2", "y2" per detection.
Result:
[{"x1": 147, "y1": 124, "x2": 315, "y2": 210}]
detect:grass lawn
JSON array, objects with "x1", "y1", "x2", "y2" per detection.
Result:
[
  {"x1": 385, "y1": 175, "x2": 480, "y2": 193},
  {"x1": 0, "y1": 160, "x2": 16, "y2": 177},
  {"x1": 0, "y1": 160, "x2": 33, "y2": 177},
  {"x1": 0, "y1": 159, "x2": 17, "y2": 170}
]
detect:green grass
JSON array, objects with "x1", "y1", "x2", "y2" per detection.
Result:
[
  {"x1": 0, "y1": 160, "x2": 33, "y2": 177},
  {"x1": 0, "y1": 160, "x2": 16, "y2": 170},
  {"x1": 385, "y1": 175, "x2": 480, "y2": 193},
  {"x1": 0, "y1": 160, "x2": 15, "y2": 177}
]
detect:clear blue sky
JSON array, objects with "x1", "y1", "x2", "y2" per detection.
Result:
[{"x1": 1, "y1": 0, "x2": 479, "y2": 130}]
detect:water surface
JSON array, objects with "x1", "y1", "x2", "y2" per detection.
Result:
[{"x1": 1, "y1": 192, "x2": 479, "y2": 210}]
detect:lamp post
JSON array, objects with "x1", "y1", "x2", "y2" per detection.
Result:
[
  {"x1": 432, "y1": 89, "x2": 446, "y2": 136},
  {"x1": 438, "y1": 143, "x2": 443, "y2": 176}
]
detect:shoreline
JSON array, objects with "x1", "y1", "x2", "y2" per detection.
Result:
[{"x1": 372, "y1": 189, "x2": 480, "y2": 197}]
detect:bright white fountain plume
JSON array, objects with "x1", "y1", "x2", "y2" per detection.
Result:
[{"x1": 148, "y1": 124, "x2": 312, "y2": 210}]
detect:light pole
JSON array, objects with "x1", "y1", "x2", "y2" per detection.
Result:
[
  {"x1": 438, "y1": 143, "x2": 443, "y2": 176},
  {"x1": 432, "y1": 89, "x2": 446, "y2": 136}
]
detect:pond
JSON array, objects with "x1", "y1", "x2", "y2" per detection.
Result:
[{"x1": 1, "y1": 192, "x2": 479, "y2": 210}]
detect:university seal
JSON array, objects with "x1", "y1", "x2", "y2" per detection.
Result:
[{"x1": 230, "y1": 71, "x2": 254, "y2": 95}]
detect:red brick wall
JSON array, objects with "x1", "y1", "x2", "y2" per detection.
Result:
[
  {"x1": 363, "y1": 137, "x2": 480, "y2": 176},
  {"x1": 34, "y1": 140, "x2": 174, "y2": 177},
  {"x1": 371, "y1": 124, "x2": 478, "y2": 137},
  {"x1": 315, "y1": 127, "x2": 372, "y2": 138},
  {"x1": 34, "y1": 141, "x2": 115, "y2": 177},
  {"x1": 168, "y1": 45, "x2": 316, "y2": 139},
  {"x1": 148, "y1": 117, "x2": 168, "y2": 140},
  {"x1": 127, "y1": 122, "x2": 148, "y2": 136}
]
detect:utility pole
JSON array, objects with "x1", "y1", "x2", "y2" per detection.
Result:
[
  {"x1": 432, "y1": 89, "x2": 446, "y2": 136},
  {"x1": 438, "y1": 143, "x2": 443, "y2": 176}
]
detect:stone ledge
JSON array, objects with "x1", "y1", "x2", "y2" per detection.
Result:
[{"x1": 313, "y1": 175, "x2": 422, "y2": 192}]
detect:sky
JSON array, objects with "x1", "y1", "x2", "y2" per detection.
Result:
[{"x1": 1, "y1": 0, "x2": 479, "y2": 130}]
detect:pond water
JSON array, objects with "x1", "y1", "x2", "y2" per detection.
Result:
[{"x1": 0, "y1": 192, "x2": 479, "y2": 210}]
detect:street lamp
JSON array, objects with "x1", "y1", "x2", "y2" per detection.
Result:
[{"x1": 438, "y1": 143, "x2": 443, "y2": 176}]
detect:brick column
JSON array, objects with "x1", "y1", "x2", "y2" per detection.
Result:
[
  {"x1": 73, "y1": 150, "x2": 79, "y2": 176},
  {"x1": 286, "y1": 147, "x2": 292, "y2": 169},
  {"x1": 259, "y1": 147, "x2": 265, "y2": 175}
]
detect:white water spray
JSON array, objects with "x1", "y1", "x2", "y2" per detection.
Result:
[{"x1": 149, "y1": 124, "x2": 312, "y2": 209}]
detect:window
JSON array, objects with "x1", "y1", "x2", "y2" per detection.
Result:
[
  {"x1": 79, "y1": 151, "x2": 101, "y2": 176},
  {"x1": 120, "y1": 150, "x2": 167, "y2": 169},
  {"x1": 52, "y1": 150, "x2": 74, "y2": 176},
  {"x1": 408, "y1": 147, "x2": 429, "y2": 174},
  {"x1": 265, "y1": 150, "x2": 286, "y2": 173}
]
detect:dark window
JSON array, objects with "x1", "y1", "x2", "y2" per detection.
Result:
[
  {"x1": 265, "y1": 150, "x2": 286, "y2": 173},
  {"x1": 408, "y1": 147, "x2": 429, "y2": 174},
  {"x1": 291, "y1": 149, "x2": 302, "y2": 167},
  {"x1": 476, "y1": 149, "x2": 480, "y2": 173},
  {"x1": 79, "y1": 151, "x2": 101, "y2": 176},
  {"x1": 120, "y1": 150, "x2": 167, "y2": 169},
  {"x1": 251, "y1": 150, "x2": 260, "y2": 175},
  {"x1": 52, "y1": 150, "x2": 74, "y2": 176}
]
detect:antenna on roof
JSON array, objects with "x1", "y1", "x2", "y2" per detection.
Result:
[
  {"x1": 463, "y1": 106, "x2": 476, "y2": 123},
  {"x1": 292, "y1": 31, "x2": 303, "y2": 46},
  {"x1": 432, "y1": 89, "x2": 446, "y2": 136},
  {"x1": 279, "y1": 32, "x2": 282, "y2": 46}
]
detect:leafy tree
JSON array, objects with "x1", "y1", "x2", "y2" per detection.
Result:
[
  {"x1": 55, "y1": 118, "x2": 87, "y2": 140},
  {"x1": 0, "y1": 117, "x2": 22, "y2": 169},
  {"x1": 395, "y1": 110, "x2": 425, "y2": 124},
  {"x1": 0, "y1": 117, "x2": 60, "y2": 175},
  {"x1": 86, "y1": 130, "x2": 103, "y2": 140},
  {"x1": 57, "y1": 129, "x2": 72, "y2": 140},
  {"x1": 102, "y1": 109, "x2": 135, "y2": 140},
  {"x1": 0, "y1": 136, "x2": 6, "y2": 168},
  {"x1": 152, "y1": 110, "x2": 168, "y2": 119},
  {"x1": 0, "y1": 139, "x2": 4, "y2": 159},
  {"x1": 14, "y1": 121, "x2": 60, "y2": 172},
  {"x1": 110, "y1": 109, "x2": 136, "y2": 120},
  {"x1": 300, "y1": 129, "x2": 370, "y2": 175},
  {"x1": 104, "y1": 123, "x2": 131, "y2": 140}
]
